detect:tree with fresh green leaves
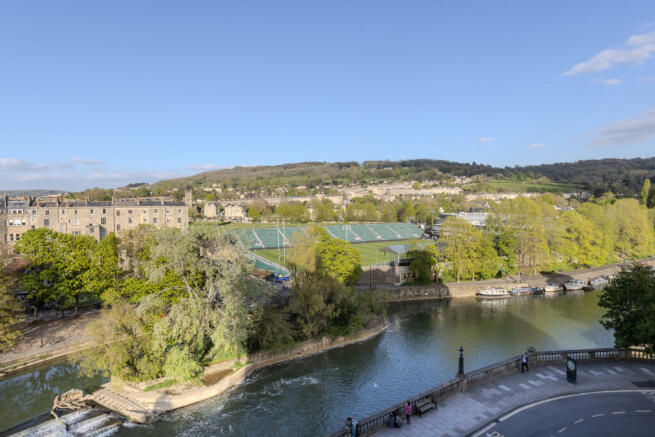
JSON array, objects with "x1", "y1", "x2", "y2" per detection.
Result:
[
  {"x1": 407, "y1": 243, "x2": 439, "y2": 283},
  {"x1": 0, "y1": 265, "x2": 22, "y2": 352},
  {"x1": 440, "y1": 217, "x2": 499, "y2": 281},
  {"x1": 599, "y1": 263, "x2": 655, "y2": 353},
  {"x1": 558, "y1": 210, "x2": 613, "y2": 268},
  {"x1": 314, "y1": 230, "x2": 362, "y2": 286},
  {"x1": 495, "y1": 198, "x2": 550, "y2": 275},
  {"x1": 640, "y1": 178, "x2": 651, "y2": 206}
]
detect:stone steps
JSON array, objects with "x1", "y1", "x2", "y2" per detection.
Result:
[{"x1": 89, "y1": 388, "x2": 150, "y2": 424}]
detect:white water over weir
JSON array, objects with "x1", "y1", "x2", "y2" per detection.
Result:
[{"x1": 8, "y1": 408, "x2": 122, "y2": 437}]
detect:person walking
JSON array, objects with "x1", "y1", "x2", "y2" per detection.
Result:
[
  {"x1": 521, "y1": 353, "x2": 529, "y2": 373},
  {"x1": 404, "y1": 401, "x2": 412, "y2": 425}
]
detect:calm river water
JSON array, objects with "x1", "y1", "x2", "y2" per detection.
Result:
[{"x1": 0, "y1": 291, "x2": 613, "y2": 436}]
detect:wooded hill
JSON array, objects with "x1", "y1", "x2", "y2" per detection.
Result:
[{"x1": 152, "y1": 157, "x2": 655, "y2": 196}]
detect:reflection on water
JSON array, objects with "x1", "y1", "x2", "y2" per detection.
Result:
[
  {"x1": 0, "y1": 291, "x2": 613, "y2": 436},
  {"x1": 0, "y1": 359, "x2": 105, "y2": 432}
]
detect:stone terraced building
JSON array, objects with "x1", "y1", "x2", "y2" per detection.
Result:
[{"x1": 1, "y1": 195, "x2": 189, "y2": 249}]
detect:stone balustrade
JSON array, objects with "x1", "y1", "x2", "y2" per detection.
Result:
[{"x1": 327, "y1": 347, "x2": 655, "y2": 437}]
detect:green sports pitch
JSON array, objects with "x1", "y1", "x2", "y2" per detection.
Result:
[{"x1": 254, "y1": 239, "x2": 418, "y2": 267}]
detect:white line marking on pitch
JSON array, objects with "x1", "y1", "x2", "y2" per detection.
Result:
[
  {"x1": 592, "y1": 413, "x2": 604, "y2": 418},
  {"x1": 612, "y1": 411, "x2": 626, "y2": 414},
  {"x1": 498, "y1": 384, "x2": 511, "y2": 392},
  {"x1": 574, "y1": 419, "x2": 584, "y2": 424},
  {"x1": 641, "y1": 367, "x2": 655, "y2": 376},
  {"x1": 558, "y1": 427, "x2": 567, "y2": 433}
]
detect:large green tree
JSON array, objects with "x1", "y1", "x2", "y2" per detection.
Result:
[
  {"x1": 599, "y1": 263, "x2": 655, "y2": 352},
  {"x1": 0, "y1": 265, "x2": 22, "y2": 352}
]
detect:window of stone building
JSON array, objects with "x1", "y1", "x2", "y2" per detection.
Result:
[
  {"x1": 62, "y1": 210, "x2": 65, "y2": 214},
  {"x1": 128, "y1": 210, "x2": 133, "y2": 214},
  {"x1": 90, "y1": 209, "x2": 94, "y2": 215},
  {"x1": 32, "y1": 210, "x2": 36, "y2": 215},
  {"x1": 73, "y1": 231, "x2": 81, "y2": 236},
  {"x1": 154, "y1": 209, "x2": 158, "y2": 213},
  {"x1": 21, "y1": 220, "x2": 25, "y2": 225},
  {"x1": 143, "y1": 209, "x2": 147, "y2": 214},
  {"x1": 74, "y1": 209, "x2": 78, "y2": 214},
  {"x1": 44, "y1": 219, "x2": 49, "y2": 226},
  {"x1": 178, "y1": 209, "x2": 182, "y2": 213},
  {"x1": 143, "y1": 217, "x2": 147, "y2": 223},
  {"x1": 9, "y1": 234, "x2": 13, "y2": 241},
  {"x1": 128, "y1": 218, "x2": 132, "y2": 224},
  {"x1": 102, "y1": 209, "x2": 106, "y2": 214},
  {"x1": 90, "y1": 226, "x2": 94, "y2": 233},
  {"x1": 177, "y1": 217, "x2": 182, "y2": 223},
  {"x1": 45, "y1": 210, "x2": 50, "y2": 215},
  {"x1": 166, "y1": 217, "x2": 170, "y2": 223},
  {"x1": 117, "y1": 224, "x2": 121, "y2": 230},
  {"x1": 116, "y1": 210, "x2": 120, "y2": 216},
  {"x1": 101, "y1": 217, "x2": 106, "y2": 225},
  {"x1": 31, "y1": 225, "x2": 35, "y2": 229},
  {"x1": 15, "y1": 234, "x2": 20, "y2": 241},
  {"x1": 74, "y1": 218, "x2": 79, "y2": 225},
  {"x1": 166, "y1": 209, "x2": 170, "y2": 213},
  {"x1": 153, "y1": 217, "x2": 157, "y2": 224}
]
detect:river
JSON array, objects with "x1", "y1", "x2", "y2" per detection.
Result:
[{"x1": 0, "y1": 291, "x2": 613, "y2": 436}]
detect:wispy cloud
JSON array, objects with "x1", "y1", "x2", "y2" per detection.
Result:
[
  {"x1": 70, "y1": 156, "x2": 105, "y2": 166},
  {"x1": 564, "y1": 30, "x2": 655, "y2": 76},
  {"x1": 478, "y1": 137, "x2": 495, "y2": 143},
  {"x1": 528, "y1": 143, "x2": 546, "y2": 149},
  {"x1": 0, "y1": 158, "x2": 47, "y2": 171},
  {"x1": 588, "y1": 107, "x2": 655, "y2": 147},
  {"x1": 600, "y1": 78, "x2": 622, "y2": 86}
]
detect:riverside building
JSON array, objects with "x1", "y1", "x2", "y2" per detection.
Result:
[{"x1": 0, "y1": 195, "x2": 189, "y2": 249}]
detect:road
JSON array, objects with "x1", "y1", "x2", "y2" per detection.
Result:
[{"x1": 481, "y1": 390, "x2": 655, "y2": 437}]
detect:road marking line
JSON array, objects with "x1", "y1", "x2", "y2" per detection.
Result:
[
  {"x1": 549, "y1": 366, "x2": 566, "y2": 376},
  {"x1": 612, "y1": 411, "x2": 626, "y2": 414},
  {"x1": 471, "y1": 422, "x2": 496, "y2": 437},
  {"x1": 519, "y1": 383, "x2": 531, "y2": 389},
  {"x1": 497, "y1": 390, "x2": 646, "y2": 422},
  {"x1": 498, "y1": 384, "x2": 511, "y2": 392},
  {"x1": 536, "y1": 372, "x2": 547, "y2": 379},
  {"x1": 592, "y1": 413, "x2": 604, "y2": 418},
  {"x1": 636, "y1": 410, "x2": 652, "y2": 413},
  {"x1": 558, "y1": 427, "x2": 567, "y2": 433},
  {"x1": 574, "y1": 419, "x2": 584, "y2": 424},
  {"x1": 528, "y1": 380, "x2": 543, "y2": 386},
  {"x1": 640, "y1": 367, "x2": 655, "y2": 376},
  {"x1": 590, "y1": 370, "x2": 604, "y2": 376},
  {"x1": 614, "y1": 366, "x2": 625, "y2": 372},
  {"x1": 605, "y1": 369, "x2": 617, "y2": 375}
]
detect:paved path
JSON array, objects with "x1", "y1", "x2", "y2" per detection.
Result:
[{"x1": 374, "y1": 362, "x2": 655, "y2": 437}]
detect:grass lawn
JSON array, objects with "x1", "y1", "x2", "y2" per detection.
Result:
[
  {"x1": 254, "y1": 239, "x2": 420, "y2": 266},
  {"x1": 463, "y1": 180, "x2": 583, "y2": 194}
]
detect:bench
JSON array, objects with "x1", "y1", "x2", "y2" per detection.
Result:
[{"x1": 415, "y1": 398, "x2": 437, "y2": 417}]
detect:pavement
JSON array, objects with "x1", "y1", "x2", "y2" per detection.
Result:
[{"x1": 373, "y1": 362, "x2": 655, "y2": 437}]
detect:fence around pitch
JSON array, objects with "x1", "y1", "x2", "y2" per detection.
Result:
[{"x1": 327, "y1": 347, "x2": 655, "y2": 437}]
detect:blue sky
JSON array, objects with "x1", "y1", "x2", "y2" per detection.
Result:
[{"x1": 1, "y1": 1, "x2": 655, "y2": 191}]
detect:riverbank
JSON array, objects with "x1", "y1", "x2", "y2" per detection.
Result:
[
  {"x1": 89, "y1": 321, "x2": 390, "y2": 422},
  {"x1": 362, "y1": 256, "x2": 655, "y2": 302},
  {"x1": 0, "y1": 311, "x2": 97, "y2": 378}
]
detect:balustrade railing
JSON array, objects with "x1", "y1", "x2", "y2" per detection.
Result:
[{"x1": 327, "y1": 347, "x2": 654, "y2": 437}]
